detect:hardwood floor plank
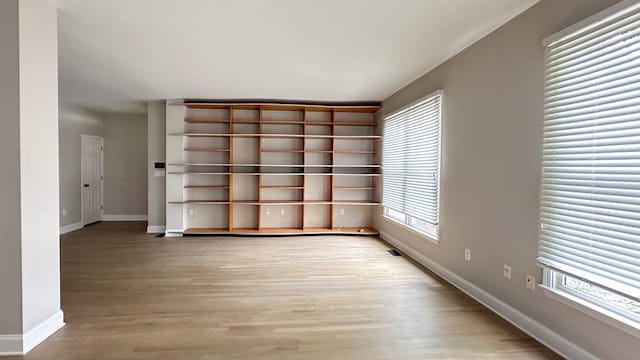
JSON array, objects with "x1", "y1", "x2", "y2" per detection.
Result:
[{"x1": 8, "y1": 221, "x2": 559, "y2": 359}]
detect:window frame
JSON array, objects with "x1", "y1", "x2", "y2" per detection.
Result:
[
  {"x1": 539, "y1": 0, "x2": 640, "y2": 338},
  {"x1": 541, "y1": 269, "x2": 640, "y2": 338},
  {"x1": 381, "y1": 90, "x2": 443, "y2": 244}
]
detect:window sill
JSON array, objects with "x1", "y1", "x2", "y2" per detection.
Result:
[
  {"x1": 540, "y1": 284, "x2": 640, "y2": 339},
  {"x1": 381, "y1": 215, "x2": 439, "y2": 245}
]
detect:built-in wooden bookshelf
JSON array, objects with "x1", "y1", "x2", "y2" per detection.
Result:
[{"x1": 165, "y1": 102, "x2": 380, "y2": 236}]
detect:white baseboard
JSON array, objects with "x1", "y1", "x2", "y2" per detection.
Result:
[
  {"x1": 379, "y1": 231, "x2": 597, "y2": 360},
  {"x1": 0, "y1": 310, "x2": 64, "y2": 356},
  {"x1": 0, "y1": 335, "x2": 22, "y2": 356},
  {"x1": 102, "y1": 214, "x2": 148, "y2": 221},
  {"x1": 23, "y1": 310, "x2": 65, "y2": 354},
  {"x1": 146, "y1": 225, "x2": 166, "y2": 233},
  {"x1": 60, "y1": 221, "x2": 83, "y2": 235}
]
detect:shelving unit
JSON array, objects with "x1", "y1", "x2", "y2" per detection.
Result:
[{"x1": 166, "y1": 102, "x2": 380, "y2": 236}]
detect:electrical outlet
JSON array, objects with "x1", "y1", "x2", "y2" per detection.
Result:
[
  {"x1": 339, "y1": 208, "x2": 345, "y2": 215},
  {"x1": 188, "y1": 208, "x2": 194, "y2": 217},
  {"x1": 265, "y1": 208, "x2": 270, "y2": 215},
  {"x1": 526, "y1": 274, "x2": 536, "y2": 291},
  {"x1": 280, "y1": 208, "x2": 285, "y2": 215},
  {"x1": 503, "y1": 264, "x2": 512, "y2": 279},
  {"x1": 464, "y1": 249, "x2": 471, "y2": 261},
  {"x1": 62, "y1": 209, "x2": 67, "y2": 217}
]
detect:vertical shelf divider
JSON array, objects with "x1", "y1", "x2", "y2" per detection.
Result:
[
  {"x1": 258, "y1": 107, "x2": 263, "y2": 231},
  {"x1": 329, "y1": 109, "x2": 335, "y2": 230},
  {"x1": 228, "y1": 106, "x2": 234, "y2": 231},
  {"x1": 301, "y1": 109, "x2": 306, "y2": 229}
]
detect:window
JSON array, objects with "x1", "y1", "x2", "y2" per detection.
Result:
[
  {"x1": 539, "y1": 0, "x2": 640, "y2": 336},
  {"x1": 382, "y1": 91, "x2": 442, "y2": 241}
]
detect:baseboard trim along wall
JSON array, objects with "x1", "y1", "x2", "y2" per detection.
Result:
[
  {"x1": 0, "y1": 335, "x2": 22, "y2": 356},
  {"x1": 0, "y1": 310, "x2": 64, "y2": 356},
  {"x1": 379, "y1": 231, "x2": 598, "y2": 360},
  {"x1": 146, "y1": 225, "x2": 166, "y2": 233},
  {"x1": 102, "y1": 214, "x2": 148, "y2": 221},
  {"x1": 59, "y1": 221, "x2": 83, "y2": 235}
]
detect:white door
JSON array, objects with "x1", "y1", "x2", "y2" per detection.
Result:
[{"x1": 81, "y1": 135, "x2": 103, "y2": 225}]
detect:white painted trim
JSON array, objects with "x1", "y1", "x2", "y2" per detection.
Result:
[
  {"x1": 146, "y1": 225, "x2": 166, "y2": 233},
  {"x1": 543, "y1": 0, "x2": 640, "y2": 46},
  {"x1": 379, "y1": 231, "x2": 598, "y2": 360},
  {"x1": 381, "y1": 215, "x2": 439, "y2": 245},
  {"x1": 22, "y1": 310, "x2": 65, "y2": 354},
  {"x1": 165, "y1": 229, "x2": 185, "y2": 237},
  {"x1": 102, "y1": 214, "x2": 148, "y2": 221},
  {"x1": 540, "y1": 277, "x2": 640, "y2": 339},
  {"x1": 0, "y1": 335, "x2": 22, "y2": 356},
  {"x1": 0, "y1": 310, "x2": 64, "y2": 355},
  {"x1": 59, "y1": 221, "x2": 83, "y2": 235}
]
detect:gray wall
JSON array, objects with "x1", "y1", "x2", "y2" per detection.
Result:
[
  {"x1": 0, "y1": 0, "x2": 24, "y2": 335},
  {"x1": 147, "y1": 101, "x2": 166, "y2": 231},
  {"x1": 59, "y1": 104, "x2": 104, "y2": 227},
  {"x1": 103, "y1": 113, "x2": 148, "y2": 216},
  {"x1": 376, "y1": 0, "x2": 635, "y2": 359}
]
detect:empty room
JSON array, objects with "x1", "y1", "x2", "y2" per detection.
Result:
[{"x1": 1, "y1": 0, "x2": 639, "y2": 358}]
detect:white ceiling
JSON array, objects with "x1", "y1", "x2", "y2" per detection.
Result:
[{"x1": 57, "y1": 0, "x2": 538, "y2": 113}]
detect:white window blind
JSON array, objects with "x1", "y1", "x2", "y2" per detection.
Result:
[
  {"x1": 383, "y1": 91, "x2": 442, "y2": 228},
  {"x1": 538, "y1": 1, "x2": 640, "y2": 301}
]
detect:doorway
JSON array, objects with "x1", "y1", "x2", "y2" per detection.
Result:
[{"x1": 81, "y1": 134, "x2": 104, "y2": 225}]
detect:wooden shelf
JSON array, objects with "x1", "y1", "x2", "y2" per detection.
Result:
[
  {"x1": 334, "y1": 186, "x2": 374, "y2": 190},
  {"x1": 171, "y1": 200, "x2": 377, "y2": 205},
  {"x1": 169, "y1": 163, "x2": 379, "y2": 168},
  {"x1": 261, "y1": 186, "x2": 304, "y2": 190},
  {"x1": 233, "y1": 120, "x2": 260, "y2": 124},
  {"x1": 184, "y1": 148, "x2": 230, "y2": 152},
  {"x1": 171, "y1": 133, "x2": 380, "y2": 140},
  {"x1": 305, "y1": 122, "x2": 333, "y2": 126},
  {"x1": 169, "y1": 172, "x2": 380, "y2": 176},
  {"x1": 261, "y1": 150, "x2": 305, "y2": 153},
  {"x1": 184, "y1": 185, "x2": 229, "y2": 189},
  {"x1": 169, "y1": 200, "x2": 229, "y2": 204},
  {"x1": 262, "y1": 120, "x2": 304, "y2": 125},
  {"x1": 182, "y1": 227, "x2": 379, "y2": 235},
  {"x1": 184, "y1": 119, "x2": 231, "y2": 124}
]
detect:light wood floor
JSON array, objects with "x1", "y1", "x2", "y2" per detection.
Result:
[{"x1": 11, "y1": 221, "x2": 559, "y2": 359}]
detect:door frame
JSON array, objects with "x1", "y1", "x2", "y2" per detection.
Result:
[{"x1": 81, "y1": 134, "x2": 104, "y2": 225}]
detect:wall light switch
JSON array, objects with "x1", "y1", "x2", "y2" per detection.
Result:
[
  {"x1": 503, "y1": 264, "x2": 512, "y2": 279},
  {"x1": 265, "y1": 208, "x2": 270, "y2": 215},
  {"x1": 339, "y1": 208, "x2": 345, "y2": 215},
  {"x1": 62, "y1": 209, "x2": 67, "y2": 217},
  {"x1": 280, "y1": 208, "x2": 285, "y2": 215},
  {"x1": 464, "y1": 249, "x2": 471, "y2": 261},
  {"x1": 188, "y1": 208, "x2": 194, "y2": 217}
]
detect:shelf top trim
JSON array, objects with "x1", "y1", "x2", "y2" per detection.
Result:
[{"x1": 182, "y1": 102, "x2": 381, "y2": 113}]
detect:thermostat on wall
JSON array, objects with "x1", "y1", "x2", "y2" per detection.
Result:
[{"x1": 154, "y1": 162, "x2": 165, "y2": 177}]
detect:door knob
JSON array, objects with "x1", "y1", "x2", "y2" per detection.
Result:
[{"x1": 83, "y1": 184, "x2": 90, "y2": 187}]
